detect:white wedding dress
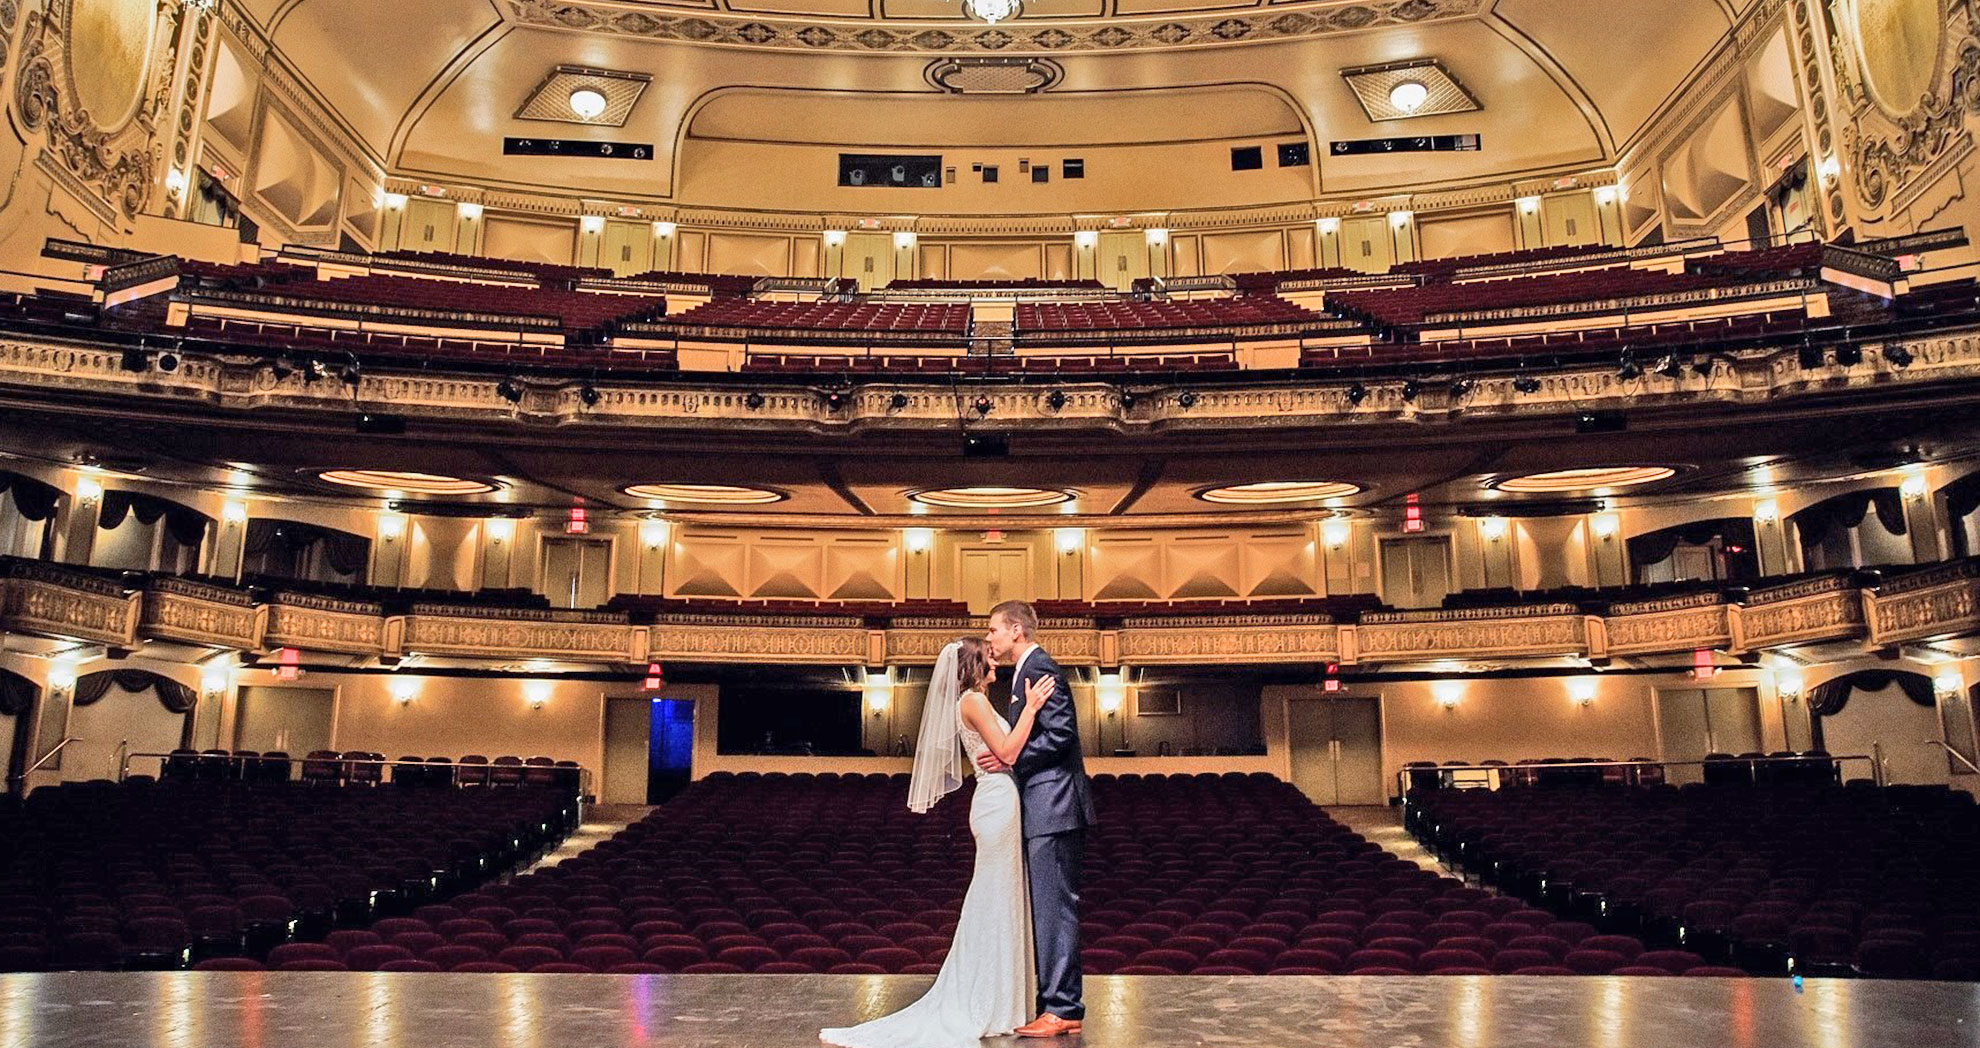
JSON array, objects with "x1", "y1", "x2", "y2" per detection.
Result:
[{"x1": 821, "y1": 693, "x2": 1035, "y2": 1048}]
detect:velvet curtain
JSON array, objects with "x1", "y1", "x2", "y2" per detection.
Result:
[
  {"x1": 72, "y1": 670, "x2": 196, "y2": 714},
  {"x1": 1805, "y1": 669, "x2": 1936, "y2": 717},
  {"x1": 1792, "y1": 488, "x2": 1907, "y2": 552},
  {"x1": 1627, "y1": 517, "x2": 1758, "y2": 567},
  {"x1": 0, "y1": 472, "x2": 61, "y2": 522},
  {"x1": 0, "y1": 669, "x2": 33, "y2": 717},
  {"x1": 97, "y1": 491, "x2": 211, "y2": 547},
  {"x1": 244, "y1": 519, "x2": 370, "y2": 577}
]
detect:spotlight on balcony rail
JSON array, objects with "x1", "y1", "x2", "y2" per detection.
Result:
[
  {"x1": 1655, "y1": 353, "x2": 1684, "y2": 379},
  {"x1": 1045, "y1": 390, "x2": 1067, "y2": 412},
  {"x1": 1615, "y1": 353, "x2": 1643, "y2": 381},
  {"x1": 1797, "y1": 342, "x2": 1825, "y2": 369},
  {"x1": 1346, "y1": 382, "x2": 1368, "y2": 406},
  {"x1": 889, "y1": 392, "x2": 910, "y2": 411},
  {"x1": 578, "y1": 381, "x2": 600, "y2": 408},
  {"x1": 156, "y1": 350, "x2": 181, "y2": 374},
  {"x1": 744, "y1": 391, "x2": 765, "y2": 410},
  {"x1": 340, "y1": 355, "x2": 361, "y2": 386},
  {"x1": 270, "y1": 356, "x2": 294, "y2": 380},
  {"x1": 1885, "y1": 344, "x2": 1913, "y2": 368},
  {"x1": 1448, "y1": 377, "x2": 1473, "y2": 399},
  {"x1": 496, "y1": 375, "x2": 523, "y2": 403},
  {"x1": 1512, "y1": 373, "x2": 1541, "y2": 394},
  {"x1": 120, "y1": 348, "x2": 148, "y2": 372},
  {"x1": 1400, "y1": 379, "x2": 1421, "y2": 402},
  {"x1": 302, "y1": 357, "x2": 327, "y2": 384},
  {"x1": 1176, "y1": 391, "x2": 1198, "y2": 409},
  {"x1": 1834, "y1": 341, "x2": 1862, "y2": 366}
]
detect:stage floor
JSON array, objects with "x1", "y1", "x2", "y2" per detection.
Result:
[{"x1": 1, "y1": 972, "x2": 1974, "y2": 1048}]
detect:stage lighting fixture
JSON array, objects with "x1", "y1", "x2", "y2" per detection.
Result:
[
  {"x1": 825, "y1": 389, "x2": 847, "y2": 410},
  {"x1": 1885, "y1": 344, "x2": 1913, "y2": 368},
  {"x1": 1118, "y1": 389, "x2": 1136, "y2": 408},
  {"x1": 270, "y1": 357, "x2": 294, "y2": 380},
  {"x1": 1448, "y1": 377, "x2": 1473, "y2": 399},
  {"x1": 744, "y1": 391, "x2": 765, "y2": 410},
  {"x1": 302, "y1": 357, "x2": 327, "y2": 384},
  {"x1": 1045, "y1": 390, "x2": 1067, "y2": 412},
  {"x1": 1615, "y1": 354, "x2": 1643, "y2": 381},
  {"x1": 889, "y1": 392, "x2": 910, "y2": 411},
  {"x1": 1400, "y1": 379, "x2": 1421, "y2": 402},
  {"x1": 578, "y1": 381, "x2": 600, "y2": 407},
  {"x1": 341, "y1": 356, "x2": 362, "y2": 386},
  {"x1": 1655, "y1": 354, "x2": 1683, "y2": 378},
  {"x1": 973, "y1": 395, "x2": 995, "y2": 415},
  {"x1": 156, "y1": 350, "x2": 181, "y2": 373},
  {"x1": 120, "y1": 348, "x2": 148, "y2": 372},
  {"x1": 1691, "y1": 356, "x2": 1714, "y2": 377},
  {"x1": 496, "y1": 375, "x2": 523, "y2": 403},
  {"x1": 1176, "y1": 391, "x2": 1198, "y2": 409},
  {"x1": 1512, "y1": 373, "x2": 1541, "y2": 394},
  {"x1": 1346, "y1": 382, "x2": 1368, "y2": 406},
  {"x1": 1834, "y1": 342, "x2": 1862, "y2": 366},
  {"x1": 1797, "y1": 343, "x2": 1824, "y2": 369}
]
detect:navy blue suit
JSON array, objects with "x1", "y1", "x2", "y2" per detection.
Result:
[{"x1": 1008, "y1": 646, "x2": 1094, "y2": 1020}]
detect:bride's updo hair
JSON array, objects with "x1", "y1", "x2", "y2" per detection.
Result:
[{"x1": 954, "y1": 637, "x2": 993, "y2": 692}]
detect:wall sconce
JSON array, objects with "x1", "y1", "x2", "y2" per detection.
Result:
[
  {"x1": 1594, "y1": 186, "x2": 1617, "y2": 206},
  {"x1": 1055, "y1": 527, "x2": 1083, "y2": 554},
  {"x1": 456, "y1": 202, "x2": 483, "y2": 220},
  {"x1": 75, "y1": 476, "x2": 103, "y2": 504},
  {"x1": 1074, "y1": 231, "x2": 1099, "y2": 249},
  {"x1": 1517, "y1": 196, "x2": 1541, "y2": 215},
  {"x1": 383, "y1": 192, "x2": 408, "y2": 210},
  {"x1": 822, "y1": 230, "x2": 848, "y2": 248},
  {"x1": 1479, "y1": 516, "x2": 1508, "y2": 542},
  {"x1": 1388, "y1": 210, "x2": 1414, "y2": 228},
  {"x1": 1900, "y1": 473, "x2": 1929, "y2": 501},
  {"x1": 1567, "y1": 678, "x2": 1598, "y2": 707},
  {"x1": 524, "y1": 681, "x2": 552, "y2": 710},
  {"x1": 653, "y1": 221, "x2": 677, "y2": 237},
  {"x1": 222, "y1": 500, "x2": 248, "y2": 524},
  {"x1": 1095, "y1": 671, "x2": 1126, "y2": 716},
  {"x1": 1818, "y1": 156, "x2": 1841, "y2": 185},
  {"x1": 390, "y1": 677, "x2": 420, "y2": 705},
  {"x1": 1754, "y1": 499, "x2": 1780, "y2": 524},
  {"x1": 1317, "y1": 217, "x2": 1341, "y2": 234},
  {"x1": 201, "y1": 662, "x2": 234, "y2": 696},
  {"x1": 580, "y1": 216, "x2": 605, "y2": 234},
  {"x1": 892, "y1": 231, "x2": 917, "y2": 250},
  {"x1": 864, "y1": 672, "x2": 892, "y2": 715},
  {"x1": 377, "y1": 513, "x2": 406, "y2": 539},
  {"x1": 1590, "y1": 513, "x2": 1619, "y2": 539},
  {"x1": 47, "y1": 658, "x2": 80, "y2": 691},
  {"x1": 1322, "y1": 519, "x2": 1352, "y2": 549},
  {"x1": 485, "y1": 518, "x2": 515, "y2": 543},
  {"x1": 165, "y1": 169, "x2": 189, "y2": 199},
  {"x1": 1775, "y1": 670, "x2": 1804, "y2": 702},
  {"x1": 1936, "y1": 671, "x2": 1964, "y2": 696},
  {"x1": 1143, "y1": 228, "x2": 1169, "y2": 246},
  {"x1": 1433, "y1": 680, "x2": 1464, "y2": 710},
  {"x1": 640, "y1": 519, "x2": 669, "y2": 548},
  {"x1": 904, "y1": 527, "x2": 934, "y2": 554}
]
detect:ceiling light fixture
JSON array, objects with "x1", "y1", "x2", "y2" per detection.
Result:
[
  {"x1": 621, "y1": 483, "x2": 786, "y2": 505},
  {"x1": 962, "y1": 0, "x2": 1019, "y2": 22},
  {"x1": 1198, "y1": 482, "x2": 1362, "y2": 505},
  {"x1": 1496, "y1": 466, "x2": 1677, "y2": 493},
  {"x1": 317, "y1": 470, "x2": 498, "y2": 496},
  {"x1": 569, "y1": 89, "x2": 608, "y2": 120},
  {"x1": 1389, "y1": 80, "x2": 1429, "y2": 113},
  {"x1": 909, "y1": 487, "x2": 1074, "y2": 509}
]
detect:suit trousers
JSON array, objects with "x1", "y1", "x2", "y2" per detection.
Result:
[{"x1": 1025, "y1": 828, "x2": 1084, "y2": 1020}]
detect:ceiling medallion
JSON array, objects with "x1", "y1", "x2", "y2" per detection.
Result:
[
  {"x1": 909, "y1": 486, "x2": 1074, "y2": 509},
  {"x1": 317, "y1": 470, "x2": 499, "y2": 495},
  {"x1": 1197, "y1": 482, "x2": 1363, "y2": 505},
  {"x1": 622, "y1": 483, "x2": 786, "y2": 505},
  {"x1": 1495, "y1": 467, "x2": 1677, "y2": 493}
]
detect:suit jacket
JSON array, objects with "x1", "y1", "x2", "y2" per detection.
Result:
[{"x1": 1007, "y1": 647, "x2": 1098, "y2": 838}]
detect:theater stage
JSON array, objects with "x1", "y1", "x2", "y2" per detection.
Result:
[{"x1": 1, "y1": 971, "x2": 1973, "y2": 1048}]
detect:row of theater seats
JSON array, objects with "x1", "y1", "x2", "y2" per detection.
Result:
[
  {"x1": 154, "y1": 749, "x2": 581, "y2": 790},
  {"x1": 171, "y1": 771, "x2": 1750, "y2": 976},
  {"x1": 0, "y1": 779, "x2": 576, "y2": 972},
  {"x1": 1014, "y1": 296, "x2": 1321, "y2": 333},
  {"x1": 738, "y1": 352, "x2": 1241, "y2": 374},
  {"x1": 664, "y1": 300, "x2": 970, "y2": 334},
  {"x1": 180, "y1": 267, "x2": 668, "y2": 332},
  {"x1": 1401, "y1": 754, "x2": 1843, "y2": 791},
  {"x1": 1406, "y1": 782, "x2": 1980, "y2": 980}
]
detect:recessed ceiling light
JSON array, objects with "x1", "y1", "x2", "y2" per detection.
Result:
[
  {"x1": 1197, "y1": 482, "x2": 1363, "y2": 505},
  {"x1": 1389, "y1": 80, "x2": 1429, "y2": 113},
  {"x1": 908, "y1": 487, "x2": 1074, "y2": 509},
  {"x1": 621, "y1": 483, "x2": 785, "y2": 505},
  {"x1": 317, "y1": 470, "x2": 497, "y2": 495},
  {"x1": 1496, "y1": 467, "x2": 1676, "y2": 493},
  {"x1": 568, "y1": 89, "x2": 607, "y2": 120}
]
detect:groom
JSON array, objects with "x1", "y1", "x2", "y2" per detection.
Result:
[{"x1": 979, "y1": 599, "x2": 1096, "y2": 1039}]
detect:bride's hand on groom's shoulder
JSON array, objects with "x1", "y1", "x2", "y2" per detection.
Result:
[{"x1": 1023, "y1": 675, "x2": 1054, "y2": 713}]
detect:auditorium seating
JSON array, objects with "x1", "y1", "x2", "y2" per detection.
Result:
[
  {"x1": 662, "y1": 300, "x2": 969, "y2": 338},
  {"x1": 0, "y1": 779, "x2": 576, "y2": 972},
  {"x1": 1406, "y1": 781, "x2": 1980, "y2": 979},
  {"x1": 1014, "y1": 296, "x2": 1325, "y2": 336},
  {"x1": 886, "y1": 278, "x2": 1106, "y2": 291},
  {"x1": 177, "y1": 268, "x2": 666, "y2": 332}
]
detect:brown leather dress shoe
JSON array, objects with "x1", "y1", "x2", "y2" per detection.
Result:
[{"x1": 1014, "y1": 1013, "x2": 1083, "y2": 1038}]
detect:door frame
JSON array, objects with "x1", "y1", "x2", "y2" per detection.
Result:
[
  {"x1": 1283, "y1": 690, "x2": 1389, "y2": 804},
  {"x1": 1374, "y1": 532, "x2": 1456, "y2": 609},
  {"x1": 955, "y1": 544, "x2": 1034, "y2": 613},
  {"x1": 537, "y1": 533, "x2": 619, "y2": 609}
]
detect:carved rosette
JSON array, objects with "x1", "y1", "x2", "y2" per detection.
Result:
[
  {"x1": 12, "y1": 4, "x2": 160, "y2": 222},
  {"x1": 265, "y1": 604, "x2": 384, "y2": 655},
  {"x1": 1605, "y1": 606, "x2": 1733, "y2": 655},
  {"x1": 1737, "y1": 590, "x2": 1864, "y2": 648},
  {"x1": 0, "y1": 576, "x2": 141, "y2": 645},
  {"x1": 1119, "y1": 624, "x2": 1341, "y2": 664},
  {"x1": 404, "y1": 615, "x2": 637, "y2": 661},
  {"x1": 1867, "y1": 577, "x2": 1980, "y2": 644}
]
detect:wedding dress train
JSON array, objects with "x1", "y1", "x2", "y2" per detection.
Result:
[{"x1": 820, "y1": 697, "x2": 1034, "y2": 1048}]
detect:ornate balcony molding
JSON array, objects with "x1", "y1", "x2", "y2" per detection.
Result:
[
  {"x1": 0, "y1": 565, "x2": 141, "y2": 647},
  {"x1": 646, "y1": 621, "x2": 868, "y2": 663},
  {"x1": 1350, "y1": 614, "x2": 1585, "y2": 663},
  {"x1": 141, "y1": 587, "x2": 267, "y2": 650},
  {"x1": 1605, "y1": 604, "x2": 1734, "y2": 656},
  {"x1": 1865, "y1": 574, "x2": 1980, "y2": 646},
  {"x1": 1118, "y1": 621, "x2": 1339, "y2": 665},
  {"x1": 263, "y1": 598, "x2": 386, "y2": 656},
  {"x1": 1730, "y1": 588, "x2": 1865, "y2": 651},
  {"x1": 402, "y1": 614, "x2": 640, "y2": 662}
]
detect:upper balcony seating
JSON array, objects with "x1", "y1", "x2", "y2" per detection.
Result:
[
  {"x1": 613, "y1": 269, "x2": 759, "y2": 297},
  {"x1": 1406, "y1": 781, "x2": 1980, "y2": 980},
  {"x1": 1014, "y1": 295, "x2": 1325, "y2": 335},
  {"x1": 739, "y1": 351, "x2": 1239, "y2": 374},
  {"x1": 177, "y1": 269, "x2": 667, "y2": 333},
  {"x1": 659, "y1": 299, "x2": 971, "y2": 338},
  {"x1": 0, "y1": 779, "x2": 572, "y2": 973},
  {"x1": 375, "y1": 251, "x2": 612, "y2": 287},
  {"x1": 886, "y1": 277, "x2": 1107, "y2": 291}
]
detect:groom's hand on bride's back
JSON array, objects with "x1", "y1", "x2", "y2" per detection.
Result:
[{"x1": 975, "y1": 751, "x2": 1010, "y2": 773}]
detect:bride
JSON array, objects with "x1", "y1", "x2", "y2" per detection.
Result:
[{"x1": 821, "y1": 638, "x2": 1054, "y2": 1048}]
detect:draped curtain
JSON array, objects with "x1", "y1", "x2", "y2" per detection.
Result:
[
  {"x1": 0, "y1": 669, "x2": 34, "y2": 717},
  {"x1": 72, "y1": 670, "x2": 196, "y2": 714},
  {"x1": 98, "y1": 491, "x2": 212, "y2": 547},
  {"x1": 243, "y1": 519, "x2": 370, "y2": 578},
  {"x1": 1791, "y1": 488, "x2": 1908, "y2": 553},
  {"x1": 1805, "y1": 669, "x2": 1936, "y2": 717},
  {"x1": 1946, "y1": 472, "x2": 1980, "y2": 557},
  {"x1": 0, "y1": 472, "x2": 62, "y2": 522},
  {"x1": 1627, "y1": 517, "x2": 1759, "y2": 568}
]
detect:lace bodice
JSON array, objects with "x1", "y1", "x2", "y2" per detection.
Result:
[{"x1": 958, "y1": 690, "x2": 1002, "y2": 768}]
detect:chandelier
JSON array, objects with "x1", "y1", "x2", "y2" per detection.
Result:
[{"x1": 962, "y1": 0, "x2": 1019, "y2": 22}]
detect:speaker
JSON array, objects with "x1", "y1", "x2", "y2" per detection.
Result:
[
  {"x1": 1574, "y1": 411, "x2": 1627, "y2": 434},
  {"x1": 963, "y1": 433, "x2": 1009, "y2": 457}
]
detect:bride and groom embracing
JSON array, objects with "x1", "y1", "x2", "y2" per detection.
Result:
[{"x1": 822, "y1": 599, "x2": 1098, "y2": 1048}]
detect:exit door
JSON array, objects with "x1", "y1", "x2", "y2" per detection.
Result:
[
  {"x1": 1289, "y1": 696, "x2": 1385, "y2": 804},
  {"x1": 960, "y1": 548, "x2": 1031, "y2": 613},
  {"x1": 542, "y1": 537, "x2": 612, "y2": 609}
]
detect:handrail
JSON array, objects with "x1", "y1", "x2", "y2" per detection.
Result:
[
  {"x1": 1394, "y1": 753, "x2": 1879, "y2": 799},
  {"x1": 8, "y1": 736, "x2": 80, "y2": 787},
  {"x1": 1928, "y1": 739, "x2": 1980, "y2": 776}
]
